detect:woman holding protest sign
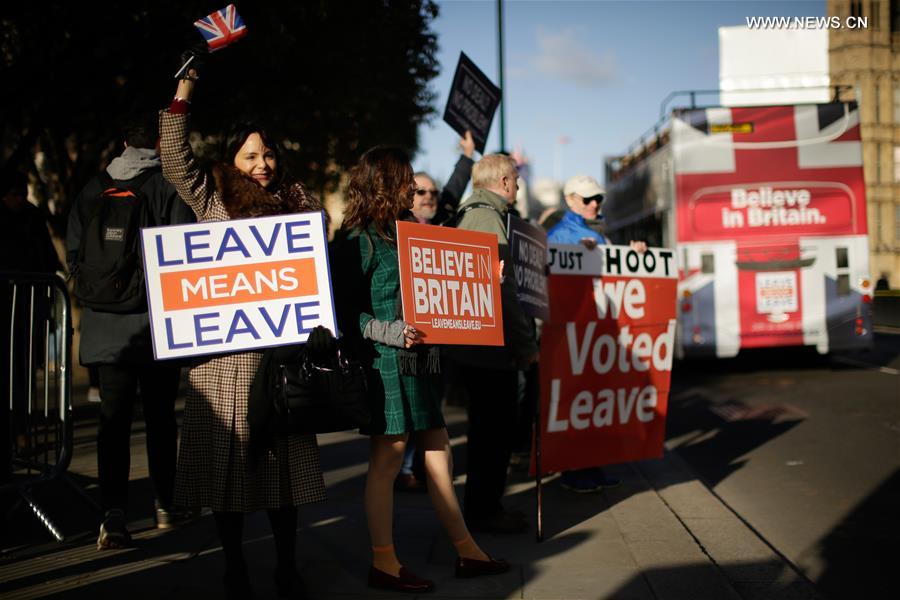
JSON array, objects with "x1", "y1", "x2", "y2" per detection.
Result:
[
  {"x1": 331, "y1": 147, "x2": 509, "y2": 593},
  {"x1": 159, "y1": 62, "x2": 325, "y2": 598}
]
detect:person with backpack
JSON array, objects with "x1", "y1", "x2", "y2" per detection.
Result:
[
  {"x1": 160, "y1": 66, "x2": 326, "y2": 599},
  {"x1": 445, "y1": 154, "x2": 540, "y2": 535},
  {"x1": 66, "y1": 115, "x2": 196, "y2": 550}
]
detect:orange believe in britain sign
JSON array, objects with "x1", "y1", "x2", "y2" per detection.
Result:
[
  {"x1": 396, "y1": 221, "x2": 504, "y2": 346},
  {"x1": 536, "y1": 243, "x2": 678, "y2": 472}
]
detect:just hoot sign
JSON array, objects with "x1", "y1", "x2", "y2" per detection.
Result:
[
  {"x1": 140, "y1": 212, "x2": 336, "y2": 360},
  {"x1": 536, "y1": 243, "x2": 678, "y2": 472}
]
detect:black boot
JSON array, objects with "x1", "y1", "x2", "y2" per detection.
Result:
[
  {"x1": 268, "y1": 507, "x2": 306, "y2": 599},
  {"x1": 273, "y1": 567, "x2": 307, "y2": 599},
  {"x1": 223, "y1": 567, "x2": 253, "y2": 600},
  {"x1": 214, "y1": 511, "x2": 253, "y2": 599}
]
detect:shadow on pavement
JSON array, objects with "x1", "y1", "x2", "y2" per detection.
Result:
[
  {"x1": 664, "y1": 390, "x2": 804, "y2": 488},
  {"x1": 606, "y1": 558, "x2": 823, "y2": 600},
  {"x1": 812, "y1": 468, "x2": 900, "y2": 600}
]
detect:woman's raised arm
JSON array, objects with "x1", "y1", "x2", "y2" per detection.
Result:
[{"x1": 159, "y1": 69, "x2": 216, "y2": 220}]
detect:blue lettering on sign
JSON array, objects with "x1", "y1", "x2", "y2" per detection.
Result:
[
  {"x1": 185, "y1": 231, "x2": 214, "y2": 264},
  {"x1": 216, "y1": 227, "x2": 251, "y2": 261},
  {"x1": 285, "y1": 221, "x2": 313, "y2": 253},
  {"x1": 225, "y1": 310, "x2": 261, "y2": 343},
  {"x1": 156, "y1": 235, "x2": 183, "y2": 266},
  {"x1": 294, "y1": 301, "x2": 320, "y2": 334},
  {"x1": 194, "y1": 312, "x2": 222, "y2": 345},
  {"x1": 249, "y1": 223, "x2": 282, "y2": 257},
  {"x1": 259, "y1": 304, "x2": 291, "y2": 336},
  {"x1": 165, "y1": 318, "x2": 192, "y2": 349}
]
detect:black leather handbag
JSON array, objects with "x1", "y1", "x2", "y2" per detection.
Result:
[{"x1": 273, "y1": 350, "x2": 371, "y2": 435}]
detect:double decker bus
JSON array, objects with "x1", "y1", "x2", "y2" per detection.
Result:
[{"x1": 605, "y1": 100, "x2": 873, "y2": 357}]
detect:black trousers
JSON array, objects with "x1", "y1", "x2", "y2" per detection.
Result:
[
  {"x1": 214, "y1": 508, "x2": 298, "y2": 578},
  {"x1": 459, "y1": 364, "x2": 518, "y2": 519},
  {"x1": 97, "y1": 362, "x2": 180, "y2": 512}
]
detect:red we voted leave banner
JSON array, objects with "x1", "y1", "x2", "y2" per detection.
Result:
[{"x1": 536, "y1": 243, "x2": 678, "y2": 472}]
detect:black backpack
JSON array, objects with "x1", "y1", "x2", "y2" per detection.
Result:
[{"x1": 72, "y1": 170, "x2": 156, "y2": 313}]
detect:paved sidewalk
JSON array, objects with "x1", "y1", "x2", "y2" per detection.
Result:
[{"x1": 0, "y1": 405, "x2": 821, "y2": 600}]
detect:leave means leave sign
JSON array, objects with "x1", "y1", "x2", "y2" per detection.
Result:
[{"x1": 140, "y1": 212, "x2": 335, "y2": 359}]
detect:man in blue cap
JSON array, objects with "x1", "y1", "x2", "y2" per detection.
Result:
[{"x1": 546, "y1": 174, "x2": 645, "y2": 492}]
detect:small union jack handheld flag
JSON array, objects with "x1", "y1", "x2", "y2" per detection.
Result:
[
  {"x1": 175, "y1": 4, "x2": 248, "y2": 79},
  {"x1": 193, "y1": 4, "x2": 248, "y2": 52}
]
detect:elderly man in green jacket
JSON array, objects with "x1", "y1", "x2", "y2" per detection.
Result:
[{"x1": 448, "y1": 154, "x2": 540, "y2": 534}]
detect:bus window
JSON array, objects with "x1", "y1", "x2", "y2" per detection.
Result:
[
  {"x1": 701, "y1": 253, "x2": 714, "y2": 274},
  {"x1": 836, "y1": 247, "x2": 851, "y2": 295},
  {"x1": 836, "y1": 247, "x2": 849, "y2": 269}
]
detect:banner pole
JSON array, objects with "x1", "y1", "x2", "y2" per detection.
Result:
[
  {"x1": 496, "y1": 0, "x2": 506, "y2": 152},
  {"x1": 533, "y1": 362, "x2": 543, "y2": 542}
]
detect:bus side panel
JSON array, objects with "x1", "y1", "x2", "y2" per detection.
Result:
[
  {"x1": 801, "y1": 235, "x2": 873, "y2": 353},
  {"x1": 604, "y1": 144, "x2": 673, "y2": 249},
  {"x1": 677, "y1": 242, "x2": 739, "y2": 358}
]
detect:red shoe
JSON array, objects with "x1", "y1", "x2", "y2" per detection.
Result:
[
  {"x1": 368, "y1": 565, "x2": 435, "y2": 593},
  {"x1": 455, "y1": 556, "x2": 511, "y2": 578}
]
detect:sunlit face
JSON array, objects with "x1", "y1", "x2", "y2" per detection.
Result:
[
  {"x1": 412, "y1": 174, "x2": 438, "y2": 222},
  {"x1": 565, "y1": 193, "x2": 602, "y2": 220},
  {"x1": 233, "y1": 133, "x2": 277, "y2": 188}
]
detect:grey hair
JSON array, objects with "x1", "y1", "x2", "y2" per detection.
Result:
[{"x1": 472, "y1": 154, "x2": 517, "y2": 189}]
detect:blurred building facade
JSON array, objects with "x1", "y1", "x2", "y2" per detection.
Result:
[{"x1": 828, "y1": 0, "x2": 900, "y2": 285}]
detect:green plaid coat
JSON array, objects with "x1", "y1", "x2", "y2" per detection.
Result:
[{"x1": 333, "y1": 227, "x2": 444, "y2": 435}]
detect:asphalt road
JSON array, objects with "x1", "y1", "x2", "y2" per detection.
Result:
[{"x1": 666, "y1": 333, "x2": 900, "y2": 600}]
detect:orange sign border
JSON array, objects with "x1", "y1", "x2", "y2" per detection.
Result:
[{"x1": 396, "y1": 221, "x2": 504, "y2": 346}]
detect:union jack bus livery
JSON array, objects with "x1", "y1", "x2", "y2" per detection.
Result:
[{"x1": 605, "y1": 102, "x2": 873, "y2": 357}]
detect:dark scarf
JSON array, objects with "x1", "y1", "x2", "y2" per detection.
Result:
[
  {"x1": 211, "y1": 163, "x2": 321, "y2": 219},
  {"x1": 398, "y1": 344, "x2": 441, "y2": 376}
]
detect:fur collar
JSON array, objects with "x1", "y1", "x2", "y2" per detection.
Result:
[{"x1": 212, "y1": 163, "x2": 320, "y2": 219}]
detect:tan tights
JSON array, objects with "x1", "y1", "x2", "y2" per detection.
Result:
[{"x1": 365, "y1": 428, "x2": 489, "y2": 576}]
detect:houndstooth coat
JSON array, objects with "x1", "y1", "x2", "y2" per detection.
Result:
[{"x1": 160, "y1": 110, "x2": 326, "y2": 512}]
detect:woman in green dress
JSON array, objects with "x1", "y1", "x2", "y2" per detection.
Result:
[{"x1": 333, "y1": 147, "x2": 509, "y2": 593}]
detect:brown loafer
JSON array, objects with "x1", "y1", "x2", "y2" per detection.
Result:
[
  {"x1": 455, "y1": 556, "x2": 511, "y2": 578},
  {"x1": 394, "y1": 473, "x2": 427, "y2": 493},
  {"x1": 368, "y1": 565, "x2": 435, "y2": 593}
]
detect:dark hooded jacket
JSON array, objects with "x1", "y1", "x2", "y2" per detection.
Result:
[{"x1": 66, "y1": 147, "x2": 195, "y2": 365}]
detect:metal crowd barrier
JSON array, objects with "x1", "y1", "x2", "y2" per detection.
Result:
[{"x1": 1, "y1": 271, "x2": 95, "y2": 541}]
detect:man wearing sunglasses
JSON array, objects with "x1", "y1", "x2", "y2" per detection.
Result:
[
  {"x1": 411, "y1": 131, "x2": 476, "y2": 226},
  {"x1": 546, "y1": 174, "x2": 608, "y2": 249},
  {"x1": 395, "y1": 132, "x2": 477, "y2": 494},
  {"x1": 546, "y1": 174, "x2": 646, "y2": 493}
]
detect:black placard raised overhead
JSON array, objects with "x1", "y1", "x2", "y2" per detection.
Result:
[{"x1": 442, "y1": 52, "x2": 501, "y2": 154}]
